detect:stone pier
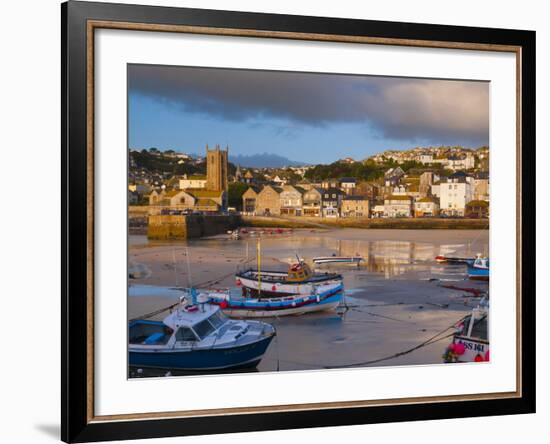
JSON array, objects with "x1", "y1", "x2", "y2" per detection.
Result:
[{"x1": 147, "y1": 214, "x2": 240, "y2": 240}]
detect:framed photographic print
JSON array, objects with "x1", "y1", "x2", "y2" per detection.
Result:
[{"x1": 61, "y1": 1, "x2": 536, "y2": 442}]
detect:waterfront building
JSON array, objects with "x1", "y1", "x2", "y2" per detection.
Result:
[
  {"x1": 465, "y1": 200, "x2": 489, "y2": 218},
  {"x1": 149, "y1": 189, "x2": 225, "y2": 213},
  {"x1": 302, "y1": 187, "x2": 323, "y2": 217},
  {"x1": 341, "y1": 196, "x2": 370, "y2": 217},
  {"x1": 256, "y1": 185, "x2": 283, "y2": 216},
  {"x1": 321, "y1": 188, "x2": 344, "y2": 217},
  {"x1": 383, "y1": 195, "x2": 413, "y2": 217},
  {"x1": 473, "y1": 172, "x2": 490, "y2": 201},
  {"x1": 414, "y1": 197, "x2": 440, "y2": 217},
  {"x1": 241, "y1": 186, "x2": 260, "y2": 215},
  {"x1": 280, "y1": 185, "x2": 305, "y2": 216},
  {"x1": 440, "y1": 172, "x2": 474, "y2": 216},
  {"x1": 371, "y1": 204, "x2": 385, "y2": 218}
]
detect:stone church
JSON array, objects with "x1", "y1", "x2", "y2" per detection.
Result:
[{"x1": 149, "y1": 144, "x2": 228, "y2": 213}]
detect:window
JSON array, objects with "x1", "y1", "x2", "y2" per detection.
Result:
[
  {"x1": 193, "y1": 318, "x2": 216, "y2": 339},
  {"x1": 332, "y1": 194, "x2": 336, "y2": 198},
  {"x1": 175, "y1": 327, "x2": 198, "y2": 342},
  {"x1": 207, "y1": 311, "x2": 227, "y2": 329}
]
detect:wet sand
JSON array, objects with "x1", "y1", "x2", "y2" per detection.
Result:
[{"x1": 128, "y1": 228, "x2": 489, "y2": 376}]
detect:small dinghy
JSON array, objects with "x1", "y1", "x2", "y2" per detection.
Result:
[
  {"x1": 467, "y1": 256, "x2": 489, "y2": 281},
  {"x1": 435, "y1": 255, "x2": 475, "y2": 265},
  {"x1": 443, "y1": 300, "x2": 489, "y2": 363},
  {"x1": 312, "y1": 255, "x2": 364, "y2": 266},
  {"x1": 208, "y1": 282, "x2": 344, "y2": 318},
  {"x1": 129, "y1": 289, "x2": 276, "y2": 371}
]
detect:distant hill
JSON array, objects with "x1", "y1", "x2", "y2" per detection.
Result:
[{"x1": 229, "y1": 153, "x2": 306, "y2": 168}]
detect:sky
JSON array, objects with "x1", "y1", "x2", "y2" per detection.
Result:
[{"x1": 128, "y1": 64, "x2": 489, "y2": 164}]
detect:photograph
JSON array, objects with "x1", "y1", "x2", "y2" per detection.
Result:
[{"x1": 127, "y1": 64, "x2": 490, "y2": 377}]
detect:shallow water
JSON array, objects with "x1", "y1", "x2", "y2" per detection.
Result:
[{"x1": 128, "y1": 228, "x2": 489, "y2": 377}]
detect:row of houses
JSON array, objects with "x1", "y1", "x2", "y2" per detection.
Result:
[
  {"x1": 241, "y1": 171, "x2": 490, "y2": 219},
  {"x1": 242, "y1": 185, "x2": 370, "y2": 218}
]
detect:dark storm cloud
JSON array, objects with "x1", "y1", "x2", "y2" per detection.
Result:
[{"x1": 128, "y1": 64, "x2": 489, "y2": 144}]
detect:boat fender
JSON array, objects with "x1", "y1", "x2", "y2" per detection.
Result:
[
  {"x1": 236, "y1": 279, "x2": 242, "y2": 286},
  {"x1": 272, "y1": 285, "x2": 277, "y2": 291},
  {"x1": 316, "y1": 295, "x2": 320, "y2": 303}
]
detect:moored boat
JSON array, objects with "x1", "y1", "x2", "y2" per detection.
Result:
[
  {"x1": 435, "y1": 255, "x2": 475, "y2": 265},
  {"x1": 236, "y1": 261, "x2": 342, "y2": 297},
  {"x1": 443, "y1": 302, "x2": 489, "y2": 363},
  {"x1": 312, "y1": 255, "x2": 364, "y2": 265},
  {"x1": 467, "y1": 256, "x2": 489, "y2": 281},
  {"x1": 129, "y1": 289, "x2": 276, "y2": 370},
  {"x1": 208, "y1": 282, "x2": 344, "y2": 318}
]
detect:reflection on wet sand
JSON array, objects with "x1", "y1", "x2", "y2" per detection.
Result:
[{"x1": 128, "y1": 228, "x2": 489, "y2": 376}]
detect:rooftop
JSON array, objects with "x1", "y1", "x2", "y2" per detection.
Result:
[
  {"x1": 466, "y1": 200, "x2": 489, "y2": 207},
  {"x1": 385, "y1": 195, "x2": 413, "y2": 201}
]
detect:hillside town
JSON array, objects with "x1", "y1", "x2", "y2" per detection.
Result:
[{"x1": 129, "y1": 144, "x2": 490, "y2": 219}]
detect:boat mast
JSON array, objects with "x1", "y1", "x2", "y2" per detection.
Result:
[{"x1": 257, "y1": 238, "x2": 262, "y2": 296}]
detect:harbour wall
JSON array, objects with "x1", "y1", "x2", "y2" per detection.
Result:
[
  {"x1": 147, "y1": 214, "x2": 241, "y2": 240},
  {"x1": 240, "y1": 215, "x2": 489, "y2": 230}
]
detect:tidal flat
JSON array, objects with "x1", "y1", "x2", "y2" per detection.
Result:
[{"x1": 128, "y1": 228, "x2": 489, "y2": 376}]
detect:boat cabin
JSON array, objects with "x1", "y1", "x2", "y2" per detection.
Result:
[
  {"x1": 286, "y1": 262, "x2": 313, "y2": 282},
  {"x1": 129, "y1": 302, "x2": 229, "y2": 347},
  {"x1": 473, "y1": 256, "x2": 489, "y2": 269}
]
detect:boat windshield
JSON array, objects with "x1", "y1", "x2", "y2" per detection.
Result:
[
  {"x1": 192, "y1": 318, "x2": 216, "y2": 340},
  {"x1": 207, "y1": 311, "x2": 227, "y2": 329}
]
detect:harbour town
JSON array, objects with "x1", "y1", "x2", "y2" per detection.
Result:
[
  {"x1": 128, "y1": 144, "x2": 489, "y2": 376},
  {"x1": 127, "y1": 65, "x2": 489, "y2": 376}
]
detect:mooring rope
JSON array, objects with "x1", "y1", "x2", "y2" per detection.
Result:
[{"x1": 323, "y1": 315, "x2": 468, "y2": 369}]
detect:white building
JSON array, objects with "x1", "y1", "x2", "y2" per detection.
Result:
[
  {"x1": 440, "y1": 173, "x2": 473, "y2": 216},
  {"x1": 445, "y1": 154, "x2": 475, "y2": 171},
  {"x1": 179, "y1": 174, "x2": 207, "y2": 190},
  {"x1": 416, "y1": 153, "x2": 434, "y2": 164},
  {"x1": 383, "y1": 195, "x2": 413, "y2": 218}
]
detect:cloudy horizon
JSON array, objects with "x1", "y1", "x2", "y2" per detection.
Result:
[{"x1": 128, "y1": 64, "x2": 489, "y2": 163}]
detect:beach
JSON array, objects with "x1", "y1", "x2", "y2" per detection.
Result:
[{"x1": 128, "y1": 228, "x2": 489, "y2": 376}]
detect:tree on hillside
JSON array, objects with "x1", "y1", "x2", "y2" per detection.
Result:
[{"x1": 228, "y1": 182, "x2": 249, "y2": 210}]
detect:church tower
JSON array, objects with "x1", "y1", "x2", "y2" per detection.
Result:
[{"x1": 206, "y1": 144, "x2": 228, "y2": 192}]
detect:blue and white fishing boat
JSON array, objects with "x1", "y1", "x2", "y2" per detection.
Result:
[
  {"x1": 467, "y1": 256, "x2": 489, "y2": 281},
  {"x1": 129, "y1": 289, "x2": 276, "y2": 370},
  {"x1": 208, "y1": 282, "x2": 344, "y2": 318}
]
